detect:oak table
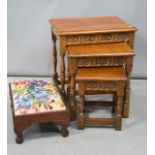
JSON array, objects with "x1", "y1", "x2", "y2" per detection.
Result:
[
  {"x1": 75, "y1": 67, "x2": 127, "y2": 130},
  {"x1": 67, "y1": 42, "x2": 135, "y2": 120},
  {"x1": 50, "y1": 16, "x2": 137, "y2": 118}
]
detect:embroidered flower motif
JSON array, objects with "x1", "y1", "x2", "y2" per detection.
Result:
[
  {"x1": 28, "y1": 80, "x2": 47, "y2": 87},
  {"x1": 16, "y1": 96, "x2": 33, "y2": 109},
  {"x1": 11, "y1": 80, "x2": 66, "y2": 115}
]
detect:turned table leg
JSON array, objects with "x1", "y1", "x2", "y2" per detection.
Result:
[
  {"x1": 77, "y1": 82, "x2": 85, "y2": 129},
  {"x1": 123, "y1": 57, "x2": 133, "y2": 118},
  {"x1": 60, "y1": 55, "x2": 66, "y2": 96},
  {"x1": 52, "y1": 30, "x2": 58, "y2": 82},
  {"x1": 115, "y1": 87, "x2": 124, "y2": 131},
  {"x1": 67, "y1": 62, "x2": 71, "y2": 100},
  {"x1": 123, "y1": 79, "x2": 130, "y2": 118},
  {"x1": 59, "y1": 37, "x2": 67, "y2": 97},
  {"x1": 69, "y1": 74, "x2": 76, "y2": 121}
]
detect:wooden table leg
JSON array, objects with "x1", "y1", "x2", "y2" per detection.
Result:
[
  {"x1": 68, "y1": 58, "x2": 77, "y2": 121},
  {"x1": 69, "y1": 74, "x2": 76, "y2": 121},
  {"x1": 52, "y1": 30, "x2": 58, "y2": 82},
  {"x1": 59, "y1": 37, "x2": 67, "y2": 96},
  {"x1": 123, "y1": 78, "x2": 131, "y2": 118},
  {"x1": 77, "y1": 82, "x2": 85, "y2": 129},
  {"x1": 60, "y1": 55, "x2": 66, "y2": 96},
  {"x1": 115, "y1": 86, "x2": 124, "y2": 131},
  {"x1": 123, "y1": 57, "x2": 133, "y2": 118}
]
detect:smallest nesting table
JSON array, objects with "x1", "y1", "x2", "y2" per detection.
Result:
[
  {"x1": 9, "y1": 80, "x2": 69, "y2": 144},
  {"x1": 75, "y1": 67, "x2": 127, "y2": 130}
]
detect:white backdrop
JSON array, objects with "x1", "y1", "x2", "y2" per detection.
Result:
[{"x1": 8, "y1": 0, "x2": 147, "y2": 78}]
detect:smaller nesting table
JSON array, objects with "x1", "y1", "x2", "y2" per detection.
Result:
[
  {"x1": 67, "y1": 42, "x2": 135, "y2": 120},
  {"x1": 76, "y1": 67, "x2": 127, "y2": 130}
]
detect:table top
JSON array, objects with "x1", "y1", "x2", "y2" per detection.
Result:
[
  {"x1": 50, "y1": 16, "x2": 137, "y2": 35},
  {"x1": 76, "y1": 66, "x2": 127, "y2": 81},
  {"x1": 67, "y1": 43, "x2": 135, "y2": 57}
]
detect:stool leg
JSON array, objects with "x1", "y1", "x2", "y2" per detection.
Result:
[
  {"x1": 60, "y1": 125, "x2": 69, "y2": 137},
  {"x1": 14, "y1": 126, "x2": 24, "y2": 144},
  {"x1": 16, "y1": 132, "x2": 23, "y2": 144}
]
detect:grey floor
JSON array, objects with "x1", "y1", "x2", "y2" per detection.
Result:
[{"x1": 7, "y1": 77, "x2": 147, "y2": 155}]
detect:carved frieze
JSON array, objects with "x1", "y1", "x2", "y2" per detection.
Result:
[
  {"x1": 100, "y1": 34, "x2": 113, "y2": 41},
  {"x1": 68, "y1": 36, "x2": 80, "y2": 43},
  {"x1": 85, "y1": 82, "x2": 116, "y2": 90},
  {"x1": 67, "y1": 33, "x2": 129, "y2": 45},
  {"x1": 117, "y1": 33, "x2": 129, "y2": 42},
  {"x1": 83, "y1": 35, "x2": 96, "y2": 43},
  {"x1": 77, "y1": 57, "x2": 126, "y2": 67}
]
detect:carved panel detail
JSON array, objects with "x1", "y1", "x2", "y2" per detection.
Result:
[
  {"x1": 77, "y1": 57, "x2": 126, "y2": 67},
  {"x1": 85, "y1": 82, "x2": 116, "y2": 90},
  {"x1": 83, "y1": 35, "x2": 97, "y2": 43},
  {"x1": 100, "y1": 34, "x2": 113, "y2": 41},
  {"x1": 67, "y1": 33, "x2": 129, "y2": 45},
  {"x1": 68, "y1": 36, "x2": 80, "y2": 43}
]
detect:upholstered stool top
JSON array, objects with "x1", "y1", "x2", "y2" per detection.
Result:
[{"x1": 10, "y1": 80, "x2": 66, "y2": 116}]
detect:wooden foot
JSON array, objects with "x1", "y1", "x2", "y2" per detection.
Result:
[
  {"x1": 122, "y1": 103, "x2": 129, "y2": 118},
  {"x1": 77, "y1": 114, "x2": 84, "y2": 130},
  {"x1": 70, "y1": 105, "x2": 76, "y2": 121},
  {"x1": 16, "y1": 133, "x2": 23, "y2": 144},
  {"x1": 123, "y1": 79, "x2": 131, "y2": 118},
  {"x1": 61, "y1": 126, "x2": 69, "y2": 137},
  {"x1": 114, "y1": 114, "x2": 122, "y2": 131},
  {"x1": 77, "y1": 91, "x2": 84, "y2": 129}
]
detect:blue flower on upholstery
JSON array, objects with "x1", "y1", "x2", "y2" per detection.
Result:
[
  {"x1": 17, "y1": 96, "x2": 33, "y2": 109},
  {"x1": 36, "y1": 96, "x2": 50, "y2": 102},
  {"x1": 28, "y1": 80, "x2": 47, "y2": 87},
  {"x1": 29, "y1": 87, "x2": 49, "y2": 98}
]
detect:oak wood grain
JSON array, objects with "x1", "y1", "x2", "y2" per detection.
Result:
[
  {"x1": 50, "y1": 16, "x2": 137, "y2": 35},
  {"x1": 67, "y1": 42, "x2": 135, "y2": 57},
  {"x1": 75, "y1": 67, "x2": 127, "y2": 81}
]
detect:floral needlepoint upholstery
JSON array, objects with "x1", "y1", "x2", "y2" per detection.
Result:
[{"x1": 11, "y1": 80, "x2": 66, "y2": 116}]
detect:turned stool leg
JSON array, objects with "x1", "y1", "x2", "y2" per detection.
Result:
[
  {"x1": 60, "y1": 125, "x2": 69, "y2": 137},
  {"x1": 77, "y1": 82, "x2": 85, "y2": 129}
]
